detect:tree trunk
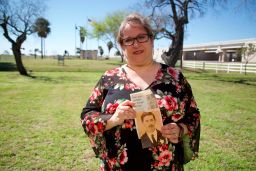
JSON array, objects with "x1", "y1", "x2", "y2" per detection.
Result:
[
  {"x1": 245, "y1": 61, "x2": 247, "y2": 75},
  {"x1": 114, "y1": 46, "x2": 123, "y2": 63},
  {"x1": 43, "y1": 38, "x2": 46, "y2": 58},
  {"x1": 1, "y1": 11, "x2": 29, "y2": 76},
  {"x1": 12, "y1": 44, "x2": 28, "y2": 76},
  {"x1": 161, "y1": 24, "x2": 184, "y2": 67},
  {"x1": 41, "y1": 37, "x2": 43, "y2": 59}
]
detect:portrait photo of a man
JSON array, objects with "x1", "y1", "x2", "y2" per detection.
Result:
[{"x1": 140, "y1": 112, "x2": 167, "y2": 148}]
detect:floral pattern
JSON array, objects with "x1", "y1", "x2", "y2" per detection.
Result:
[{"x1": 81, "y1": 64, "x2": 200, "y2": 171}]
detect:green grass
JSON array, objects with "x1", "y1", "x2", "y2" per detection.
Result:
[
  {"x1": 0, "y1": 55, "x2": 122, "y2": 72},
  {"x1": 0, "y1": 57, "x2": 256, "y2": 170},
  {"x1": 184, "y1": 71, "x2": 256, "y2": 170}
]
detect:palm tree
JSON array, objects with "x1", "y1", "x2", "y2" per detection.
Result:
[
  {"x1": 79, "y1": 26, "x2": 87, "y2": 50},
  {"x1": 107, "y1": 41, "x2": 113, "y2": 57},
  {"x1": 33, "y1": 17, "x2": 51, "y2": 59},
  {"x1": 98, "y1": 46, "x2": 104, "y2": 57},
  {"x1": 34, "y1": 48, "x2": 39, "y2": 59}
]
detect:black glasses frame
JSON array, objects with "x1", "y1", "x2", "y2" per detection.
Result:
[{"x1": 122, "y1": 34, "x2": 152, "y2": 46}]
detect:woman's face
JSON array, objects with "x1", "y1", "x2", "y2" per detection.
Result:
[{"x1": 121, "y1": 22, "x2": 153, "y2": 66}]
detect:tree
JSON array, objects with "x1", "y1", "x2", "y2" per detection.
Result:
[
  {"x1": 3, "y1": 50, "x2": 10, "y2": 55},
  {"x1": 32, "y1": 17, "x2": 51, "y2": 59},
  {"x1": 105, "y1": 11, "x2": 127, "y2": 62},
  {"x1": 76, "y1": 47, "x2": 81, "y2": 55},
  {"x1": 140, "y1": 0, "x2": 205, "y2": 67},
  {"x1": 90, "y1": 11, "x2": 127, "y2": 62},
  {"x1": 34, "y1": 48, "x2": 39, "y2": 59},
  {"x1": 0, "y1": 0, "x2": 46, "y2": 76},
  {"x1": 239, "y1": 43, "x2": 256, "y2": 75},
  {"x1": 90, "y1": 19, "x2": 106, "y2": 45},
  {"x1": 64, "y1": 50, "x2": 69, "y2": 57},
  {"x1": 79, "y1": 26, "x2": 87, "y2": 50},
  {"x1": 98, "y1": 46, "x2": 104, "y2": 57},
  {"x1": 107, "y1": 41, "x2": 113, "y2": 57},
  {"x1": 140, "y1": 0, "x2": 256, "y2": 67},
  {"x1": 115, "y1": 50, "x2": 121, "y2": 56}
]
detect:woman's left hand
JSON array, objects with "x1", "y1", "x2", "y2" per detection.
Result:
[{"x1": 161, "y1": 123, "x2": 180, "y2": 144}]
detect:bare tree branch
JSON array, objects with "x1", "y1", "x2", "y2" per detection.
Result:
[{"x1": 0, "y1": 0, "x2": 46, "y2": 76}]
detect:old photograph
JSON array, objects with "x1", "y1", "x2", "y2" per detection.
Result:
[{"x1": 130, "y1": 89, "x2": 167, "y2": 148}]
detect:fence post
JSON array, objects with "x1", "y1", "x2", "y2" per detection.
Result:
[
  {"x1": 216, "y1": 63, "x2": 218, "y2": 73},
  {"x1": 227, "y1": 63, "x2": 230, "y2": 73},
  {"x1": 240, "y1": 63, "x2": 242, "y2": 73},
  {"x1": 203, "y1": 62, "x2": 205, "y2": 70}
]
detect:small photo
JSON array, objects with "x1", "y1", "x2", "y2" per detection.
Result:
[{"x1": 135, "y1": 108, "x2": 167, "y2": 149}]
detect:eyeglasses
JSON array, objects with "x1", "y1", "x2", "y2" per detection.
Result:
[{"x1": 122, "y1": 34, "x2": 152, "y2": 46}]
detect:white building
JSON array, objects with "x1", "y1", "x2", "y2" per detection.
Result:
[{"x1": 154, "y1": 38, "x2": 256, "y2": 63}]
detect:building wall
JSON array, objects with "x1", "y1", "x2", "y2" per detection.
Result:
[
  {"x1": 183, "y1": 51, "x2": 219, "y2": 61},
  {"x1": 80, "y1": 50, "x2": 98, "y2": 59}
]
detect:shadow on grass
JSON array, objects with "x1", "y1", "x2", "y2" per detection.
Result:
[
  {"x1": 0, "y1": 62, "x2": 17, "y2": 71},
  {"x1": 29, "y1": 75, "x2": 86, "y2": 84},
  {"x1": 183, "y1": 68, "x2": 256, "y2": 87},
  {"x1": 30, "y1": 75, "x2": 62, "y2": 83}
]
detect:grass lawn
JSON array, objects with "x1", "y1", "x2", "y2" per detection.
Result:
[{"x1": 0, "y1": 57, "x2": 256, "y2": 170}]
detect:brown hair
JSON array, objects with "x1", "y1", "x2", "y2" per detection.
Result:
[
  {"x1": 141, "y1": 112, "x2": 156, "y2": 122},
  {"x1": 117, "y1": 13, "x2": 154, "y2": 45}
]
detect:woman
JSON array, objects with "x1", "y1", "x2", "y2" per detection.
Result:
[{"x1": 81, "y1": 13, "x2": 200, "y2": 171}]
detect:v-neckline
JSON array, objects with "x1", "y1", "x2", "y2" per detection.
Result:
[{"x1": 121, "y1": 63, "x2": 162, "y2": 91}]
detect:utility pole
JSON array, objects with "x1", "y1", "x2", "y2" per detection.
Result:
[{"x1": 75, "y1": 25, "x2": 77, "y2": 56}]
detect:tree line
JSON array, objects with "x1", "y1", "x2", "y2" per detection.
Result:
[{"x1": 1, "y1": 0, "x2": 255, "y2": 76}]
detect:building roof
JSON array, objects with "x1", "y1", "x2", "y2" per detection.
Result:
[{"x1": 183, "y1": 38, "x2": 256, "y2": 52}]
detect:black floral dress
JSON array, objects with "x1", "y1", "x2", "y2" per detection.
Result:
[{"x1": 81, "y1": 63, "x2": 200, "y2": 171}]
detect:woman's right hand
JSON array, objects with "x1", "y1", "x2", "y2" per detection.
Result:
[{"x1": 106, "y1": 100, "x2": 136, "y2": 130}]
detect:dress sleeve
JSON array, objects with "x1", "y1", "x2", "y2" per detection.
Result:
[
  {"x1": 179, "y1": 72, "x2": 201, "y2": 163},
  {"x1": 80, "y1": 76, "x2": 111, "y2": 159}
]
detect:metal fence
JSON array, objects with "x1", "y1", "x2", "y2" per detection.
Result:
[{"x1": 183, "y1": 61, "x2": 256, "y2": 74}]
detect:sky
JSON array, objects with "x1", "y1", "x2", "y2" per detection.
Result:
[{"x1": 1, "y1": 0, "x2": 256, "y2": 56}]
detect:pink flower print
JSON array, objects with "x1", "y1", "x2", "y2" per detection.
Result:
[
  {"x1": 97, "y1": 121, "x2": 104, "y2": 133},
  {"x1": 123, "y1": 119, "x2": 134, "y2": 129},
  {"x1": 157, "y1": 98, "x2": 164, "y2": 108},
  {"x1": 167, "y1": 67, "x2": 178, "y2": 80},
  {"x1": 176, "y1": 83, "x2": 182, "y2": 92},
  {"x1": 193, "y1": 113, "x2": 200, "y2": 119},
  {"x1": 107, "y1": 158, "x2": 117, "y2": 170},
  {"x1": 100, "y1": 152, "x2": 108, "y2": 160},
  {"x1": 118, "y1": 72, "x2": 127, "y2": 80},
  {"x1": 159, "y1": 144, "x2": 169, "y2": 152},
  {"x1": 118, "y1": 149, "x2": 128, "y2": 165},
  {"x1": 115, "y1": 131, "x2": 121, "y2": 140},
  {"x1": 89, "y1": 88, "x2": 101, "y2": 103},
  {"x1": 155, "y1": 70, "x2": 164, "y2": 80},
  {"x1": 124, "y1": 83, "x2": 138, "y2": 91},
  {"x1": 105, "y1": 68, "x2": 120, "y2": 76},
  {"x1": 191, "y1": 98, "x2": 198, "y2": 108},
  {"x1": 157, "y1": 150, "x2": 172, "y2": 167},
  {"x1": 172, "y1": 113, "x2": 183, "y2": 122},
  {"x1": 162, "y1": 95, "x2": 178, "y2": 111},
  {"x1": 86, "y1": 120, "x2": 95, "y2": 133},
  {"x1": 106, "y1": 103, "x2": 119, "y2": 114}
]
